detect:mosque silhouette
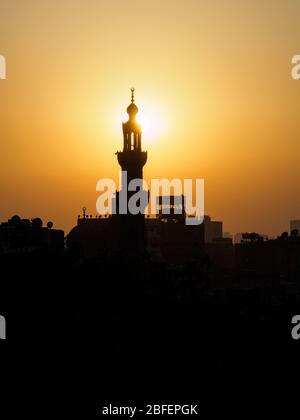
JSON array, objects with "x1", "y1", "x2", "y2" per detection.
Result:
[
  {"x1": 67, "y1": 89, "x2": 211, "y2": 262},
  {"x1": 1, "y1": 89, "x2": 300, "y2": 417}
]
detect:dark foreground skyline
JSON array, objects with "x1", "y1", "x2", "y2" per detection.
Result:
[{"x1": 1, "y1": 1, "x2": 300, "y2": 417}]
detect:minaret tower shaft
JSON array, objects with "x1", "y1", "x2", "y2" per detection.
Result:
[{"x1": 115, "y1": 89, "x2": 148, "y2": 253}]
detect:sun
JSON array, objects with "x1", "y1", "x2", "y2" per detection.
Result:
[
  {"x1": 111, "y1": 92, "x2": 171, "y2": 148},
  {"x1": 136, "y1": 107, "x2": 164, "y2": 140},
  {"x1": 135, "y1": 99, "x2": 169, "y2": 144}
]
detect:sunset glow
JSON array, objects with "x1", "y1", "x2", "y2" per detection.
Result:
[
  {"x1": 2, "y1": 2, "x2": 300, "y2": 411},
  {"x1": 0, "y1": 1, "x2": 300, "y2": 236}
]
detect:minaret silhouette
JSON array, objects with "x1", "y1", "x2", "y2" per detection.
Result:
[
  {"x1": 117, "y1": 88, "x2": 147, "y2": 181},
  {"x1": 115, "y1": 88, "x2": 148, "y2": 253}
]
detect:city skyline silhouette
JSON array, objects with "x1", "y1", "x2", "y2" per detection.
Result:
[{"x1": 1, "y1": 1, "x2": 300, "y2": 417}]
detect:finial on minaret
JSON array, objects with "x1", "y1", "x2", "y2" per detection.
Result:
[
  {"x1": 126, "y1": 88, "x2": 138, "y2": 118},
  {"x1": 131, "y1": 87, "x2": 135, "y2": 103}
]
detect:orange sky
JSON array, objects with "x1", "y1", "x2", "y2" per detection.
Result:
[{"x1": 0, "y1": 0, "x2": 300, "y2": 236}]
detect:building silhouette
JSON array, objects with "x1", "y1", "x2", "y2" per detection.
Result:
[
  {"x1": 0, "y1": 215, "x2": 64, "y2": 255},
  {"x1": 67, "y1": 89, "x2": 207, "y2": 262},
  {"x1": 290, "y1": 220, "x2": 300, "y2": 235},
  {"x1": 2, "y1": 91, "x2": 300, "y2": 416},
  {"x1": 67, "y1": 89, "x2": 148, "y2": 258},
  {"x1": 114, "y1": 88, "x2": 148, "y2": 252},
  {"x1": 203, "y1": 215, "x2": 222, "y2": 243}
]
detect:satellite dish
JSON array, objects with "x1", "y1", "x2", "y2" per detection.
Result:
[
  {"x1": 32, "y1": 217, "x2": 43, "y2": 227},
  {"x1": 11, "y1": 215, "x2": 21, "y2": 225}
]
